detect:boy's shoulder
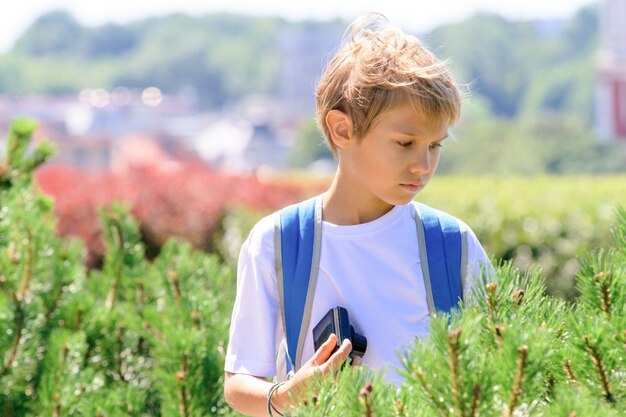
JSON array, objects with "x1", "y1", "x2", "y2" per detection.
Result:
[
  {"x1": 244, "y1": 212, "x2": 276, "y2": 260},
  {"x1": 411, "y1": 201, "x2": 474, "y2": 234},
  {"x1": 245, "y1": 198, "x2": 315, "y2": 253}
]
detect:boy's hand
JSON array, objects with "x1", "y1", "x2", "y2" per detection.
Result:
[{"x1": 274, "y1": 333, "x2": 352, "y2": 412}]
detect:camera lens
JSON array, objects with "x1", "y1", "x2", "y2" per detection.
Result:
[{"x1": 349, "y1": 325, "x2": 367, "y2": 358}]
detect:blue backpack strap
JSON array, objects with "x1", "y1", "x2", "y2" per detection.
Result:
[
  {"x1": 415, "y1": 203, "x2": 465, "y2": 314},
  {"x1": 274, "y1": 195, "x2": 322, "y2": 377}
]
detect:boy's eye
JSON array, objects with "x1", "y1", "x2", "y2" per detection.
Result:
[
  {"x1": 429, "y1": 142, "x2": 443, "y2": 150},
  {"x1": 398, "y1": 141, "x2": 413, "y2": 148}
]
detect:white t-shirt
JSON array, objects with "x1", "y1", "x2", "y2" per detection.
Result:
[{"x1": 224, "y1": 201, "x2": 492, "y2": 385}]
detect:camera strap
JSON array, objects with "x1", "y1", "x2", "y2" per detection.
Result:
[{"x1": 273, "y1": 196, "x2": 468, "y2": 380}]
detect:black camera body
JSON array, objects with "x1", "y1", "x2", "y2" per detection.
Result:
[{"x1": 312, "y1": 306, "x2": 367, "y2": 361}]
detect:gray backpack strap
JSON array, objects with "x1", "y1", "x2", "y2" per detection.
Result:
[
  {"x1": 275, "y1": 339, "x2": 289, "y2": 382},
  {"x1": 273, "y1": 212, "x2": 289, "y2": 381},
  {"x1": 460, "y1": 228, "x2": 469, "y2": 306},
  {"x1": 414, "y1": 205, "x2": 436, "y2": 316}
]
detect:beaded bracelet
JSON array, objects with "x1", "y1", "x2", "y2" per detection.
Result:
[{"x1": 267, "y1": 381, "x2": 286, "y2": 417}]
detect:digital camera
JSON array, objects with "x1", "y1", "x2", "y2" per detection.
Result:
[{"x1": 312, "y1": 306, "x2": 367, "y2": 362}]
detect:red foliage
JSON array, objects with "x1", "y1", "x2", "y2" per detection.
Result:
[{"x1": 34, "y1": 163, "x2": 326, "y2": 267}]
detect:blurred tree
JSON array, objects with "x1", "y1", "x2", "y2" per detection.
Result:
[
  {"x1": 84, "y1": 23, "x2": 138, "y2": 58},
  {"x1": 518, "y1": 5, "x2": 598, "y2": 122},
  {"x1": 425, "y1": 13, "x2": 539, "y2": 117},
  {"x1": 13, "y1": 11, "x2": 86, "y2": 56},
  {"x1": 519, "y1": 57, "x2": 595, "y2": 123},
  {"x1": 439, "y1": 114, "x2": 626, "y2": 175},
  {"x1": 4, "y1": 12, "x2": 284, "y2": 108},
  {"x1": 0, "y1": 56, "x2": 23, "y2": 93},
  {"x1": 559, "y1": 5, "x2": 599, "y2": 59},
  {"x1": 289, "y1": 116, "x2": 333, "y2": 168}
]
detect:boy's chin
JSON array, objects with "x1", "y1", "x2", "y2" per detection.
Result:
[{"x1": 390, "y1": 193, "x2": 421, "y2": 206}]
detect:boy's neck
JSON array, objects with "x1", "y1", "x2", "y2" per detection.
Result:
[{"x1": 322, "y1": 167, "x2": 396, "y2": 225}]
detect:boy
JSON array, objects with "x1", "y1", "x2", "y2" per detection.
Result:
[{"x1": 224, "y1": 13, "x2": 492, "y2": 416}]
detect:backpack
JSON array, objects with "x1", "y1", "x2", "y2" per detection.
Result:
[{"x1": 272, "y1": 195, "x2": 469, "y2": 381}]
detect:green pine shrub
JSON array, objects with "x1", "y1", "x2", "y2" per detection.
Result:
[{"x1": 0, "y1": 119, "x2": 239, "y2": 416}]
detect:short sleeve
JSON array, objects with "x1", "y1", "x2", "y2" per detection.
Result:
[
  {"x1": 224, "y1": 214, "x2": 280, "y2": 377},
  {"x1": 458, "y1": 220, "x2": 495, "y2": 302}
]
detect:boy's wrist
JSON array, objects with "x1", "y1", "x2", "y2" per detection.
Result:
[{"x1": 271, "y1": 381, "x2": 292, "y2": 414}]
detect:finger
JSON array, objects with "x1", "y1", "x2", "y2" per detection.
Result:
[
  {"x1": 321, "y1": 338, "x2": 352, "y2": 374},
  {"x1": 309, "y1": 333, "x2": 338, "y2": 366}
]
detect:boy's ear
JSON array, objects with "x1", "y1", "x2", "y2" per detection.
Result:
[{"x1": 326, "y1": 110, "x2": 353, "y2": 150}]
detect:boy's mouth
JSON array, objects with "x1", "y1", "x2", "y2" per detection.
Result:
[{"x1": 400, "y1": 183, "x2": 424, "y2": 192}]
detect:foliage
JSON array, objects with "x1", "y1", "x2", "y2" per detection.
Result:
[
  {"x1": 425, "y1": 5, "x2": 598, "y2": 121},
  {"x1": 425, "y1": 13, "x2": 538, "y2": 118},
  {"x1": 438, "y1": 114, "x2": 626, "y2": 176},
  {"x1": 34, "y1": 164, "x2": 324, "y2": 268},
  {"x1": 1, "y1": 119, "x2": 242, "y2": 415},
  {"x1": 418, "y1": 175, "x2": 626, "y2": 299},
  {"x1": 290, "y1": 209, "x2": 626, "y2": 416},
  {"x1": 3, "y1": 11, "x2": 303, "y2": 108},
  {"x1": 0, "y1": 118, "x2": 57, "y2": 189},
  {"x1": 288, "y1": 116, "x2": 333, "y2": 168},
  {"x1": 13, "y1": 11, "x2": 87, "y2": 57}
]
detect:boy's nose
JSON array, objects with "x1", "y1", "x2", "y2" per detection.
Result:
[{"x1": 408, "y1": 152, "x2": 431, "y2": 174}]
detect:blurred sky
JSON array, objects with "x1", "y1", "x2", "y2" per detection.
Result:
[{"x1": 2, "y1": 0, "x2": 596, "y2": 52}]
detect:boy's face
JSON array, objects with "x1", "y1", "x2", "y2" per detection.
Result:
[{"x1": 341, "y1": 102, "x2": 449, "y2": 207}]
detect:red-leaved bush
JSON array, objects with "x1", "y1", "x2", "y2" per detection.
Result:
[{"x1": 35, "y1": 163, "x2": 326, "y2": 267}]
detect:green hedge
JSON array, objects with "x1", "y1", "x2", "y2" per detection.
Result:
[{"x1": 418, "y1": 176, "x2": 626, "y2": 299}]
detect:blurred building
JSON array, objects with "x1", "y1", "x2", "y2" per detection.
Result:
[
  {"x1": 596, "y1": 0, "x2": 626, "y2": 142},
  {"x1": 195, "y1": 96, "x2": 291, "y2": 172},
  {"x1": 278, "y1": 21, "x2": 344, "y2": 121},
  {"x1": 0, "y1": 89, "x2": 208, "y2": 171}
]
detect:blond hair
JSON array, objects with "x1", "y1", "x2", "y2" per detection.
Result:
[{"x1": 315, "y1": 13, "x2": 462, "y2": 157}]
